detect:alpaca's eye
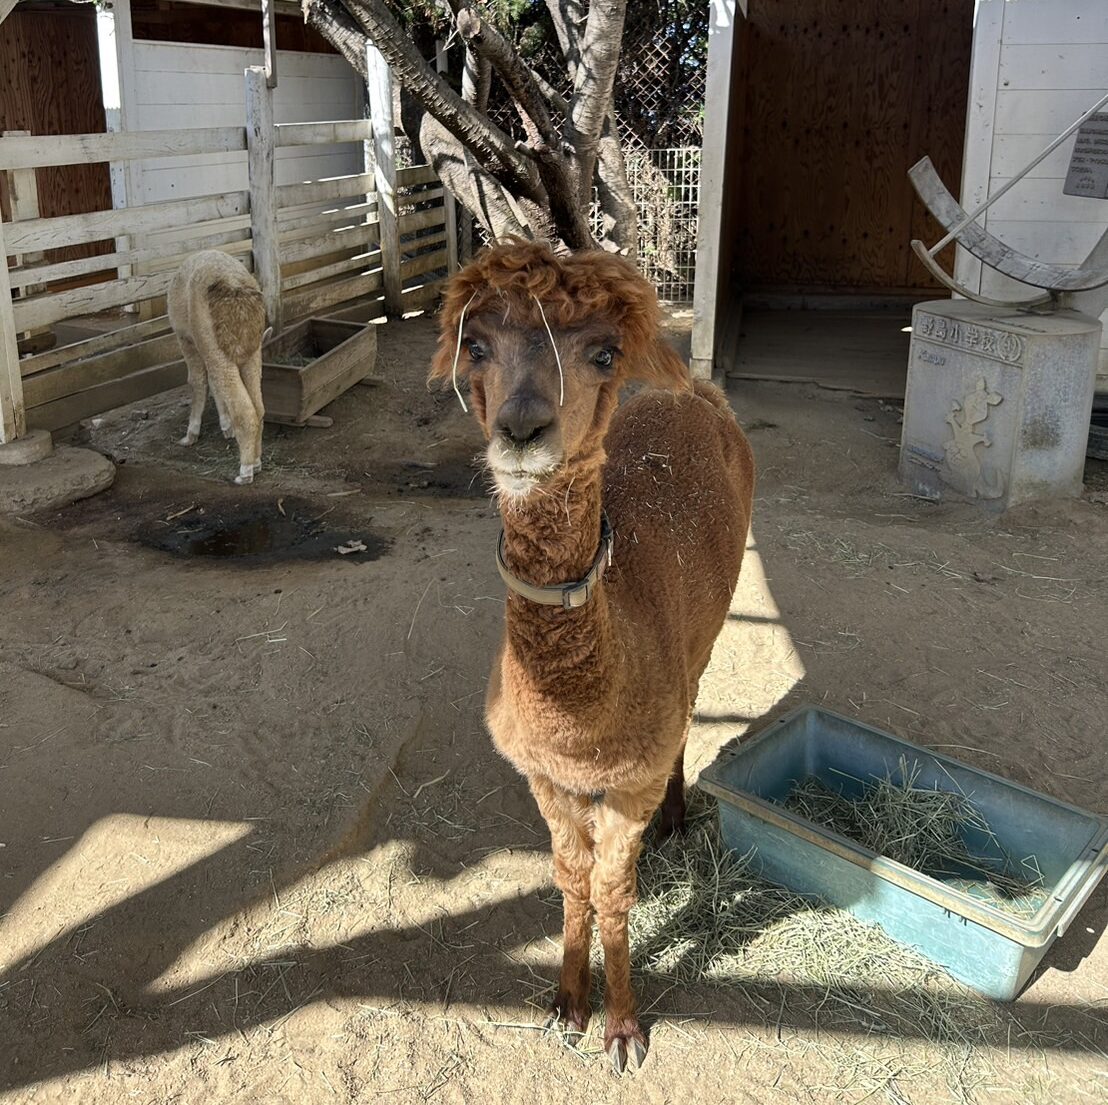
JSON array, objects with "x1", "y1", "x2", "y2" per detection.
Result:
[
  {"x1": 593, "y1": 349, "x2": 614, "y2": 369},
  {"x1": 468, "y1": 342, "x2": 486, "y2": 362}
]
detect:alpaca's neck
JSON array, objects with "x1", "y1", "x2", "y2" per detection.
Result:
[{"x1": 498, "y1": 467, "x2": 618, "y2": 700}]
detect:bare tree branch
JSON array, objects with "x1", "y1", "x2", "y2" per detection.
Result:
[
  {"x1": 303, "y1": 0, "x2": 629, "y2": 255},
  {"x1": 304, "y1": 0, "x2": 541, "y2": 201},
  {"x1": 546, "y1": 0, "x2": 586, "y2": 81},
  {"x1": 532, "y1": 72, "x2": 569, "y2": 117},
  {"x1": 462, "y1": 47, "x2": 491, "y2": 114},
  {"x1": 452, "y1": 4, "x2": 559, "y2": 152},
  {"x1": 595, "y1": 113, "x2": 637, "y2": 256},
  {"x1": 420, "y1": 116, "x2": 526, "y2": 241},
  {"x1": 302, "y1": 0, "x2": 369, "y2": 79}
]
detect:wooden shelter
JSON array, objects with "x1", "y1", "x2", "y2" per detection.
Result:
[{"x1": 0, "y1": 0, "x2": 457, "y2": 445}]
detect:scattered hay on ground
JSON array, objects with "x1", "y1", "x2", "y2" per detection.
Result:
[{"x1": 535, "y1": 791, "x2": 1075, "y2": 1100}]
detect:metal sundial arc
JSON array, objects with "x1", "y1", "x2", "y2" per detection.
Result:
[{"x1": 909, "y1": 89, "x2": 1108, "y2": 311}]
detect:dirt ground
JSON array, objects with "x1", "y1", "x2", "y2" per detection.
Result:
[{"x1": 1, "y1": 314, "x2": 1106, "y2": 1105}]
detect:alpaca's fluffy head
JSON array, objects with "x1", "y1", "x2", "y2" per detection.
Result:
[{"x1": 429, "y1": 238, "x2": 689, "y2": 499}]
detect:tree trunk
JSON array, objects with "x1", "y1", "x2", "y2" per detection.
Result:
[
  {"x1": 303, "y1": 0, "x2": 636, "y2": 256},
  {"x1": 595, "y1": 114, "x2": 637, "y2": 256},
  {"x1": 566, "y1": 0, "x2": 627, "y2": 209}
]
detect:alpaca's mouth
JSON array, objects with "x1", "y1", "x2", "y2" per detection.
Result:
[{"x1": 487, "y1": 441, "x2": 560, "y2": 498}]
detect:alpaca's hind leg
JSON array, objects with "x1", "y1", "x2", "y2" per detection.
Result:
[
  {"x1": 241, "y1": 350, "x2": 264, "y2": 471},
  {"x1": 657, "y1": 732, "x2": 688, "y2": 838},
  {"x1": 592, "y1": 779, "x2": 668, "y2": 1073},
  {"x1": 178, "y1": 338, "x2": 208, "y2": 446},
  {"x1": 529, "y1": 775, "x2": 595, "y2": 1033},
  {"x1": 212, "y1": 389, "x2": 234, "y2": 439},
  {"x1": 210, "y1": 357, "x2": 261, "y2": 484}
]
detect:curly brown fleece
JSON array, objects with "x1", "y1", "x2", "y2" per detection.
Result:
[{"x1": 430, "y1": 240, "x2": 755, "y2": 1069}]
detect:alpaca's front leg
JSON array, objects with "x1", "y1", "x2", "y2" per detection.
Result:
[
  {"x1": 529, "y1": 775, "x2": 595, "y2": 1032},
  {"x1": 592, "y1": 781, "x2": 667, "y2": 1073}
]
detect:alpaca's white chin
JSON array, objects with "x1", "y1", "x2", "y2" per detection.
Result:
[{"x1": 487, "y1": 441, "x2": 559, "y2": 499}]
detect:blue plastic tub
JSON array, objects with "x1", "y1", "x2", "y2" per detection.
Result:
[{"x1": 699, "y1": 706, "x2": 1108, "y2": 1000}]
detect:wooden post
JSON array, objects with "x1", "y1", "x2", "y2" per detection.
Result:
[
  {"x1": 2, "y1": 131, "x2": 44, "y2": 286},
  {"x1": 0, "y1": 216, "x2": 26, "y2": 443},
  {"x1": 435, "y1": 41, "x2": 460, "y2": 275},
  {"x1": 953, "y1": 0, "x2": 1003, "y2": 299},
  {"x1": 245, "y1": 65, "x2": 282, "y2": 330},
  {"x1": 690, "y1": 0, "x2": 738, "y2": 380},
  {"x1": 262, "y1": 0, "x2": 278, "y2": 89},
  {"x1": 367, "y1": 42, "x2": 401, "y2": 315},
  {"x1": 1, "y1": 131, "x2": 50, "y2": 352},
  {"x1": 361, "y1": 61, "x2": 377, "y2": 256},
  {"x1": 106, "y1": 0, "x2": 143, "y2": 288}
]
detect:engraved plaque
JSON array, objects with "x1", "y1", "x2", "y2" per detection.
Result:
[{"x1": 1064, "y1": 113, "x2": 1108, "y2": 199}]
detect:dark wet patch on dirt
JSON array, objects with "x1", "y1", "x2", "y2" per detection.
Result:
[
  {"x1": 354, "y1": 455, "x2": 490, "y2": 499},
  {"x1": 134, "y1": 498, "x2": 390, "y2": 564}
]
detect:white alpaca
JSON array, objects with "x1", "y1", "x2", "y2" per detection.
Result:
[{"x1": 168, "y1": 251, "x2": 269, "y2": 484}]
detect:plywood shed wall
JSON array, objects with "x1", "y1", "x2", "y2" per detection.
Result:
[
  {"x1": 725, "y1": 0, "x2": 973, "y2": 297},
  {"x1": 115, "y1": 0, "x2": 363, "y2": 207},
  {"x1": 0, "y1": 1, "x2": 112, "y2": 270}
]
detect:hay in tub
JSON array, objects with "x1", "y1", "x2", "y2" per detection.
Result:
[{"x1": 780, "y1": 756, "x2": 1047, "y2": 919}]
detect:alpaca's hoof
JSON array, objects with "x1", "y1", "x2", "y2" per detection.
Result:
[
  {"x1": 222, "y1": 427, "x2": 234, "y2": 440},
  {"x1": 233, "y1": 469, "x2": 255, "y2": 485},
  {"x1": 179, "y1": 434, "x2": 198, "y2": 447},
  {"x1": 656, "y1": 807, "x2": 687, "y2": 840},
  {"x1": 549, "y1": 989, "x2": 591, "y2": 1034},
  {"x1": 605, "y1": 1022, "x2": 647, "y2": 1075}
]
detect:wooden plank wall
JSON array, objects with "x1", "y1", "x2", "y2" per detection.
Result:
[
  {"x1": 129, "y1": 42, "x2": 363, "y2": 203},
  {"x1": 0, "y1": 113, "x2": 451, "y2": 432},
  {"x1": 731, "y1": 0, "x2": 973, "y2": 295},
  {"x1": 955, "y1": 0, "x2": 1108, "y2": 383},
  {"x1": 0, "y1": 3, "x2": 113, "y2": 270}
]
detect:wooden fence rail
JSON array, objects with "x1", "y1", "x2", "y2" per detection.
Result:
[{"x1": 0, "y1": 64, "x2": 456, "y2": 443}]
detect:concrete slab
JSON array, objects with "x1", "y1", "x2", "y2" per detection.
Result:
[
  {"x1": 725, "y1": 309, "x2": 913, "y2": 398},
  {"x1": 0, "y1": 446, "x2": 115, "y2": 515}
]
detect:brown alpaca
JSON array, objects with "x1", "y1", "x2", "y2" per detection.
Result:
[
  {"x1": 430, "y1": 240, "x2": 754, "y2": 1073},
  {"x1": 168, "y1": 250, "x2": 268, "y2": 484}
]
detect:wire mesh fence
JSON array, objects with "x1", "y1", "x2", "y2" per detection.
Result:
[
  {"x1": 624, "y1": 146, "x2": 700, "y2": 301},
  {"x1": 476, "y1": 1, "x2": 705, "y2": 301}
]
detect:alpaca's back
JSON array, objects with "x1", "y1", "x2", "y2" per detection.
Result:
[
  {"x1": 168, "y1": 250, "x2": 265, "y2": 367},
  {"x1": 602, "y1": 380, "x2": 754, "y2": 684}
]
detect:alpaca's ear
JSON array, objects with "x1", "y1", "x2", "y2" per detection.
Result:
[
  {"x1": 429, "y1": 332, "x2": 458, "y2": 386},
  {"x1": 626, "y1": 338, "x2": 692, "y2": 390},
  {"x1": 428, "y1": 272, "x2": 479, "y2": 387}
]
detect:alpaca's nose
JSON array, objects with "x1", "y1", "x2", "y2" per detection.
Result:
[{"x1": 496, "y1": 395, "x2": 554, "y2": 446}]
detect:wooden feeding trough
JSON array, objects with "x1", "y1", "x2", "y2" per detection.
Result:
[{"x1": 261, "y1": 317, "x2": 379, "y2": 428}]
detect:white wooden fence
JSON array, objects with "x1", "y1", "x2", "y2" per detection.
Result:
[{"x1": 0, "y1": 63, "x2": 455, "y2": 443}]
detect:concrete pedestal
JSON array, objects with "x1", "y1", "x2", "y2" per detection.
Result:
[{"x1": 899, "y1": 301, "x2": 1102, "y2": 509}]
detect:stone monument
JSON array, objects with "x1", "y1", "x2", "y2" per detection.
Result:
[{"x1": 901, "y1": 92, "x2": 1108, "y2": 508}]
